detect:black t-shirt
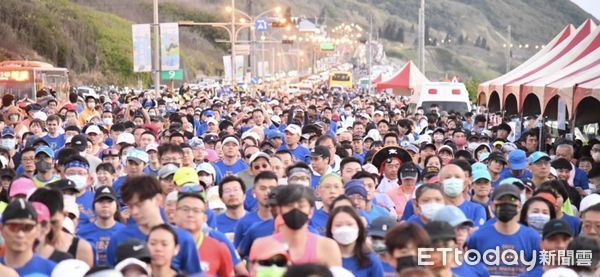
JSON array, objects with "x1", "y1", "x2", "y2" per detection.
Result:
[{"x1": 49, "y1": 250, "x2": 74, "y2": 263}]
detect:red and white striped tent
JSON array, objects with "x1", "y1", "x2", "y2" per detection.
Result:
[
  {"x1": 477, "y1": 19, "x2": 600, "y2": 125},
  {"x1": 375, "y1": 61, "x2": 428, "y2": 96}
]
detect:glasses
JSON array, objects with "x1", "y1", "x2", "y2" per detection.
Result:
[
  {"x1": 4, "y1": 222, "x2": 36, "y2": 233},
  {"x1": 257, "y1": 256, "x2": 288, "y2": 267},
  {"x1": 253, "y1": 164, "x2": 270, "y2": 171},
  {"x1": 223, "y1": 188, "x2": 242, "y2": 195},
  {"x1": 21, "y1": 157, "x2": 35, "y2": 162},
  {"x1": 181, "y1": 185, "x2": 204, "y2": 193},
  {"x1": 177, "y1": 206, "x2": 205, "y2": 214},
  {"x1": 582, "y1": 221, "x2": 600, "y2": 233}
]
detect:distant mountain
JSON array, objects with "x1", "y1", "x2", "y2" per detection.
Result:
[{"x1": 0, "y1": 0, "x2": 593, "y2": 85}]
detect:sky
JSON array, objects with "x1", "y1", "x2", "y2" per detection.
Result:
[{"x1": 571, "y1": 0, "x2": 600, "y2": 20}]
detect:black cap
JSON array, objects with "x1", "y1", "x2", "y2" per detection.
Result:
[
  {"x1": 419, "y1": 143, "x2": 436, "y2": 151},
  {"x1": 399, "y1": 162, "x2": 419, "y2": 180},
  {"x1": 32, "y1": 137, "x2": 50, "y2": 147},
  {"x1": 432, "y1": 127, "x2": 446, "y2": 135},
  {"x1": 116, "y1": 239, "x2": 151, "y2": 264},
  {"x1": 492, "y1": 184, "x2": 521, "y2": 201},
  {"x1": 542, "y1": 219, "x2": 573, "y2": 240},
  {"x1": 424, "y1": 221, "x2": 456, "y2": 241},
  {"x1": 487, "y1": 152, "x2": 507, "y2": 164},
  {"x1": 0, "y1": 168, "x2": 15, "y2": 179},
  {"x1": 497, "y1": 123, "x2": 512, "y2": 132},
  {"x1": 70, "y1": 134, "x2": 88, "y2": 152},
  {"x1": 423, "y1": 166, "x2": 440, "y2": 179},
  {"x1": 452, "y1": 128, "x2": 467, "y2": 136},
  {"x1": 25, "y1": 103, "x2": 43, "y2": 112},
  {"x1": 94, "y1": 186, "x2": 117, "y2": 203},
  {"x1": 203, "y1": 134, "x2": 219, "y2": 144},
  {"x1": 47, "y1": 179, "x2": 79, "y2": 194},
  {"x1": 368, "y1": 216, "x2": 397, "y2": 238},
  {"x1": 310, "y1": 145, "x2": 331, "y2": 158},
  {"x1": 2, "y1": 198, "x2": 38, "y2": 223}
]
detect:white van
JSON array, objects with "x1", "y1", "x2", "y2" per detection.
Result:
[{"x1": 410, "y1": 82, "x2": 471, "y2": 114}]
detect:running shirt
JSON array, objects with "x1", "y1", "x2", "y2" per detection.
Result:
[
  {"x1": 342, "y1": 252, "x2": 385, "y2": 277},
  {"x1": 0, "y1": 254, "x2": 56, "y2": 276},
  {"x1": 77, "y1": 221, "x2": 126, "y2": 265},
  {"x1": 213, "y1": 160, "x2": 247, "y2": 176}
]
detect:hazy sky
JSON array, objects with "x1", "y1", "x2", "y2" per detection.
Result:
[{"x1": 571, "y1": 0, "x2": 600, "y2": 20}]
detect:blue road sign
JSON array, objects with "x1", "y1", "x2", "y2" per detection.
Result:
[{"x1": 255, "y1": 19, "x2": 269, "y2": 32}]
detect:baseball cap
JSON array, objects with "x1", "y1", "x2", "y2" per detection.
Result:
[
  {"x1": 195, "y1": 163, "x2": 216, "y2": 177},
  {"x1": 70, "y1": 135, "x2": 88, "y2": 152},
  {"x1": 222, "y1": 136, "x2": 240, "y2": 146},
  {"x1": 249, "y1": 152, "x2": 270, "y2": 165},
  {"x1": 368, "y1": 216, "x2": 397, "y2": 238},
  {"x1": 422, "y1": 166, "x2": 440, "y2": 179},
  {"x1": 1, "y1": 127, "x2": 15, "y2": 138},
  {"x1": 487, "y1": 152, "x2": 507, "y2": 164},
  {"x1": 94, "y1": 186, "x2": 117, "y2": 203},
  {"x1": 51, "y1": 259, "x2": 90, "y2": 277},
  {"x1": 85, "y1": 125, "x2": 102, "y2": 135},
  {"x1": 400, "y1": 163, "x2": 419, "y2": 180},
  {"x1": 116, "y1": 239, "x2": 151, "y2": 263},
  {"x1": 203, "y1": 134, "x2": 219, "y2": 144},
  {"x1": 542, "y1": 219, "x2": 573, "y2": 240},
  {"x1": 580, "y1": 194, "x2": 600, "y2": 213},
  {"x1": 424, "y1": 221, "x2": 456, "y2": 241},
  {"x1": 249, "y1": 238, "x2": 289, "y2": 262},
  {"x1": 173, "y1": 167, "x2": 199, "y2": 186},
  {"x1": 204, "y1": 110, "x2": 215, "y2": 117},
  {"x1": 266, "y1": 130, "x2": 284, "y2": 140},
  {"x1": 47, "y1": 179, "x2": 79, "y2": 194},
  {"x1": 472, "y1": 169, "x2": 492, "y2": 182},
  {"x1": 206, "y1": 118, "x2": 219, "y2": 126},
  {"x1": 310, "y1": 145, "x2": 331, "y2": 158},
  {"x1": 158, "y1": 164, "x2": 178, "y2": 179},
  {"x1": 115, "y1": 258, "x2": 149, "y2": 275},
  {"x1": 499, "y1": 177, "x2": 525, "y2": 190},
  {"x1": 9, "y1": 177, "x2": 36, "y2": 198},
  {"x1": 508, "y1": 149, "x2": 527, "y2": 170},
  {"x1": 437, "y1": 145, "x2": 454, "y2": 155},
  {"x1": 528, "y1": 151, "x2": 551, "y2": 164},
  {"x1": 35, "y1": 145, "x2": 55, "y2": 159},
  {"x1": 145, "y1": 143, "x2": 159, "y2": 153},
  {"x1": 492, "y1": 184, "x2": 521, "y2": 201},
  {"x1": 116, "y1": 133, "x2": 135, "y2": 145},
  {"x1": 126, "y1": 149, "x2": 149, "y2": 164},
  {"x1": 285, "y1": 124, "x2": 302, "y2": 135},
  {"x1": 2, "y1": 198, "x2": 37, "y2": 223},
  {"x1": 433, "y1": 205, "x2": 474, "y2": 227},
  {"x1": 30, "y1": 201, "x2": 51, "y2": 224},
  {"x1": 344, "y1": 179, "x2": 367, "y2": 199}
]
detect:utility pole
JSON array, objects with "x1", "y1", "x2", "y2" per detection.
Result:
[
  {"x1": 152, "y1": 0, "x2": 161, "y2": 93},
  {"x1": 367, "y1": 15, "x2": 373, "y2": 93},
  {"x1": 506, "y1": 24, "x2": 511, "y2": 73},
  {"x1": 418, "y1": 0, "x2": 425, "y2": 74},
  {"x1": 230, "y1": 0, "x2": 236, "y2": 84}
]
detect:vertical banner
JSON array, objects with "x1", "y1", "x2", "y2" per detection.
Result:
[
  {"x1": 223, "y1": 55, "x2": 232, "y2": 81},
  {"x1": 235, "y1": 55, "x2": 244, "y2": 82},
  {"x1": 557, "y1": 97, "x2": 566, "y2": 130},
  {"x1": 131, "y1": 24, "x2": 152, "y2": 72},
  {"x1": 159, "y1": 23, "x2": 180, "y2": 71}
]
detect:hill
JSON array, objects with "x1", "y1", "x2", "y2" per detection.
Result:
[{"x1": 0, "y1": 0, "x2": 594, "y2": 85}]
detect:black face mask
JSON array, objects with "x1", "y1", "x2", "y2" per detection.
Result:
[
  {"x1": 35, "y1": 161, "x2": 52, "y2": 173},
  {"x1": 396, "y1": 256, "x2": 419, "y2": 273},
  {"x1": 282, "y1": 208, "x2": 309, "y2": 230},
  {"x1": 496, "y1": 203, "x2": 518, "y2": 223}
]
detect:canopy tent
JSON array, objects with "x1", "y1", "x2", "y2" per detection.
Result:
[
  {"x1": 371, "y1": 74, "x2": 382, "y2": 84},
  {"x1": 478, "y1": 24, "x2": 575, "y2": 105},
  {"x1": 375, "y1": 61, "x2": 428, "y2": 96},
  {"x1": 573, "y1": 76, "x2": 600, "y2": 125}
]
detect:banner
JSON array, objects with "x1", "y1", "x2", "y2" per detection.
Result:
[
  {"x1": 223, "y1": 55, "x2": 232, "y2": 81},
  {"x1": 235, "y1": 55, "x2": 244, "y2": 82},
  {"x1": 131, "y1": 24, "x2": 152, "y2": 72},
  {"x1": 160, "y1": 23, "x2": 180, "y2": 71}
]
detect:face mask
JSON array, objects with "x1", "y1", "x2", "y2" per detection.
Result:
[
  {"x1": 332, "y1": 226, "x2": 359, "y2": 245},
  {"x1": 477, "y1": 151, "x2": 489, "y2": 161},
  {"x1": 67, "y1": 174, "x2": 88, "y2": 191},
  {"x1": 8, "y1": 115, "x2": 19, "y2": 122},
  {"x1": 282, "y1": 208, "x2": 309, "y2": 230},
  {"x1": 256, "y1": 266, "x2": 286, "y2": 277},
  {"x1": 35, "y1": 161, "x2": 52, "y2": 173},
  {"x1": 420, "y1": 202, "x2": 445, "y2": 220},
  {"x1": 590, "y1": 183, "x2": 597, "y2": 193},
  {"x1": 371, "y1": 239, "x2": 387, "y2": 254},
  {"x1": 344, "y1": 110, "x2": 351, "y2": 116},
  {"x1": 288, "y1": 180, "x2": 310, "y2": 187},
  {"x1": 149, "y1": 111, "x2": 157, "y2": 117},
  {"x1": 496, "y1": 203, "x2": 518, "y2": 223},
  {"x1": 199, "y1": 176, "x2": 213, "y2": 187},
  {"x1": 0, "y1": 139, "x2": 15, "y2": 150},
  {"x1": 102, "y1": 118, "x2": 113, "y2": 125},
  {"x1": 443, "y1": 178, "x2": 464, "y2": 197},
  {"x1": 527, "y1": 213, "x2": 550, "y2": 233},
  {"x1": 396, "y1": 256, "x2": 419, "y2": 273},
  {"x1": 87, "y1": 103, "x2": 95, "y2": 109},
  {"x1": 433, "y1": 134, "x2": 444, "y2": 141},
  {"x1": 468, "y1": 142, "x2": 478, "y2": 151}
]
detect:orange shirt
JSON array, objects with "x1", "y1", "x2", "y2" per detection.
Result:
[{"x1": 198, "y1": 235, "x2": 234, "y2": 277}]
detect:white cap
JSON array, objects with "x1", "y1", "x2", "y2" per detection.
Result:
[
  {"x1": 249, "y1": 152, "x2": 270, "y2": 165},
  {"x1": 166, "y1": 191, "x2": 179, "y2": 203},
  {"x1": 117, "y1": 133, "x2": 135, "y2": 145},
  {"x1": 207, "y1": 118, "x2": 219, "y2": 126},
  {"x1": 195, "y1": 163, "x2": 216, "y2": 177},
  {"x1": 207, "y1": 186, "x2": 226, "y2": 211},
  {"x1": 285, "y1": 124, "x2": 302, "y2": 135},
  {"x1": 365, "y1": 128, "x2": 381, "y2": 141},
  {"x1": 271, "y1": 115, "x2": 281, "y2": 124},
  {"x1": 580, "y1": 194, "x2": 600, "y2": 213},
  {"x1": 51, "y1": 259, "x2": 90, "y2": 277},
  {"x1": 33, "y1": 111, "x2": 48, "y2": 121},
  {"x1": 222, "y1": 136, "x2": 240, "y2": 146},
  {"x1": 362, "y1": 163, "x2": 379, "y2": 175},
  {"x1": 85, "y1": 125, "x2": 102, "y2": 135},
  {"x1": 373, "y1": 110, "x2": 384, "y2": 116},
  {"x1": 241, "y1": 131, "x2": 260, "y2": 142},
  {"x1": 64, "y1": 195, "x2": 80, "y2": 219},
  {"x1": 62, "y1": 217, "x2": 75, "y2": 234},
  {"x1": 335, "y1": 127, "x2": 347, "y2": 136},
  {"x1": 115, "y1": 258, "x2": 149, "y2": 275}
]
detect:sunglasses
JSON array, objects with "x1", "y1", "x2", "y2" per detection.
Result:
[
  {"x1": 253, "y1": 164, "x2": 269, "y2": 171},
  {"x1": 181, "y1": 185, "x2": 205, "y2": 193},
  {"x1": 4, "y1": 222, "x2": 36, "y2": 233},
  {"x1": 257, "y1": 257, "x2": 288, "y2": 267}
]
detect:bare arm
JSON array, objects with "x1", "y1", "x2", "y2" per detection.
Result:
[
  {"x1": 77, "y1": 238, "x2": 95, "y2": 267},
  {"x1": 318, "y1": 237, "x2": 342, "y2": 267}
]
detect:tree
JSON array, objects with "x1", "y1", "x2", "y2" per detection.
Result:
[
  {"x1": 395, "y1": 27, "x2": 404, "y2": 42},
  {"x1": 465, "y1": 78, "x2": 480, "y2": 103}
]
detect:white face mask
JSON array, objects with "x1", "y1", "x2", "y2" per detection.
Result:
[
  {"x1": 332, "y1": 226, "x2": 359, "y2": 245},
  {"x1": 0, "y1": 139, "x2": 15, "y2": 150},
  {"x1": 199, "y1": 176, "x2": 213, "y2": 187},
  {"x1": 67, "y1": 175, "x2": 88, "y2": 191},
  {"x1": 102, "y1": 118, "x2": 113, "y2": 125},
  {"x1": 420, "y1": 202, "x2": 445, "y2": 220}
]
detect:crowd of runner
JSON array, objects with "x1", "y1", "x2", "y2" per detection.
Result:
[{"x1": 0, "y1": 85, "x2": 598, "y2": 277}]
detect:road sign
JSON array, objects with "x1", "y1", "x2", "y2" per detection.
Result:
[
  {"x1": 235, "y1": 44, "x2": 251, "y2": 55},
  {"x1": 320, "y1": 42, "x2": 335, "y2": 51},
  {"x1": 161, "y1": 69, "x2": 183, "y2": 80},
  {"x1": 255, "y1": 19, "x2": 269, "y2": 32}
]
